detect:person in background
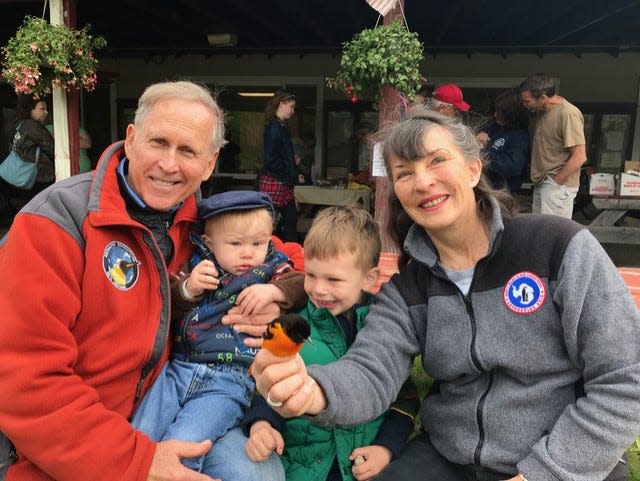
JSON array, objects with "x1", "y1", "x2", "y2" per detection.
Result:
[
  {"x1": 249, "y1": 109, "x2": 640, "y2": 481},
  {"x1": 79, "y1": 127, "x2": 92, "y2": 172},
  {"x1": 426, "y1": 83, "x2": 470, "y2": 117},
  {"x1": 243, "y1": 205, "x2": 417, "y2": 481},
  {"x1": 1, "y1": 95, "x2": 55, "y2": 215},
  {"x1": 293, "y1": 144, "x2": 310, "y2": 185},
  {"x1": 0, "y1": 81, "x2": 299, "y2": 481},
  {"x1": 46, "y1": 125, "x2": 93, "y2": 173},
  {"x1": 476, "y1": 88, "x2": 530, "y2": 195},
  {"x1": 258, "y1": 91, "x2": 304, "y2": 242},
  {"x1": 520, "y1": 73, "x2": 587, "y2": 219},
  {"x1": 352, "y1": 122, "x2": 374, "y2": 186},
  {"x1": 132, "y1": 190, "x2": 305, "y2": 479},
  {"x1": 412, "y1": 84, "x2": 431, "y2": 107}
]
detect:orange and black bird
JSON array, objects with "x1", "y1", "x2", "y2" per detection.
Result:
[{"x1": 261, "y1": 313, "x2": 311, "y2": 357}]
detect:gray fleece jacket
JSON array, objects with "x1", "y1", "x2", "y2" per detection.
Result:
[{"x1": 308, "y1": 200, "x2": 640, "y2": 481}]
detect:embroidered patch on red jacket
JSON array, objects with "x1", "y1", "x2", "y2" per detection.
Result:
[{"x1": 102, "y1": 241, "x2": 140, "y2": 290}]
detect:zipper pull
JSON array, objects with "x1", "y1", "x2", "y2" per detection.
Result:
[{"x1": 134, "y1": 377, "x2": 145, "y2": 404}]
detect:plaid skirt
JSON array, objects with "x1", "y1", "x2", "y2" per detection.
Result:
[{"x1": 258, "y1": 173, "x2": 294, "y2": 208}]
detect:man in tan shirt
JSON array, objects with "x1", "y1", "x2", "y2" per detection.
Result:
[{"x1": 520, "y1": 73, "x2": 587, "y2": 218}]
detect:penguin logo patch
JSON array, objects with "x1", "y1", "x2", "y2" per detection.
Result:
[
  {"x1": 503, "y1": 271, "x2": 546, "y2": 314},
  {"x1": 103, "y1": 241, "x2": 140, "y2": 290}
]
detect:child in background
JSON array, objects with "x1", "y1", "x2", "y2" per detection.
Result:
[
  {"x1": 243, "y1": 205, "x2": 418, "y2": 481},
  {"x1": 131, "y1": 190, "x2": 305, "y2": 476}
]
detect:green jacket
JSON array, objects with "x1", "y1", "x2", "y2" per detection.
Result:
[{"x1": 281, "y1": 295, "x2": 385, "y2": 481}]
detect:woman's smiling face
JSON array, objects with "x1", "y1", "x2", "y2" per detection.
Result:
[{"x1": 388, "y1": 125, "x2": 482, "y2": 234}]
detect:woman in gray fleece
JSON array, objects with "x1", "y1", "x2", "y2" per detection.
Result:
[{"x1": 250, "y1": 109, "x2": 640, "y2": 481}]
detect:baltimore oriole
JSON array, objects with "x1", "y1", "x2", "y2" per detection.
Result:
[
  {"x1": 261, "y1": 313, "x2": 311, "y2": 357},
  {"x1": 247, "y1": 314, "x2": 310, "y2": 378}
]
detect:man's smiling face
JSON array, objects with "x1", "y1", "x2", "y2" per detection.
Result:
[{"x1": 124, "y1": 97, "x2": 218, "y2": 211}]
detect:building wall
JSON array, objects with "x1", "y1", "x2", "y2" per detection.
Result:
[
  {"x1": 97, "y1": 51, "x2": 640, "y2": 167},
  {"x1": 102, "y1": 51, "x2": 640, "y2": 103}
]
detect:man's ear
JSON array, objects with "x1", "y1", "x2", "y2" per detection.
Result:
[
  {"x1": 123, "y1": 124, "x2": 135, "y2": 154},
  {"x1": 201, "y1": 150, "x2": 219, "y2": 182}
]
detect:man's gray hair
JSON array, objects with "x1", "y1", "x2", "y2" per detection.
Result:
[{"x1": 135, "y1": 81, "x2": 227, "y2": 151}]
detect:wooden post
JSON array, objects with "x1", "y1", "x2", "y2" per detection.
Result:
[
  {"x1": 373, "y1": 0, "x2": 405, "y2": 254},
  {"x1": 49, "y1": 0, "x2": 79, "y2": 179},
  {"x1": 64, "y1": 0, "x2": 80, "y2": 176}
]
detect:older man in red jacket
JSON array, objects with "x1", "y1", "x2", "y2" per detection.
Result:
[{"x1": 0, "y1": 81, "x2": 300, "y2": 481}]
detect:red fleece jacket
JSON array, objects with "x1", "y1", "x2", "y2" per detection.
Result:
[{"x1": 0, "y1": 142, "x2": 303, "y2": 481}]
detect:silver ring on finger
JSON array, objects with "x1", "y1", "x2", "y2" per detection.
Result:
[{"x1": 266, "y1": 390, "x2": 283, "y2": 408}]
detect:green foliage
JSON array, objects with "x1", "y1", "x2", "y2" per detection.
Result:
[
  {"x1": 629, "y1": 439, "x2": 640, "y2": 481},
  {"x1": 411, "y1": 355, "x2": 432, "y2": 399},
  {"x1": 326, "y1": 20, "x2": 424, "y2": 106},
  {"x1": 1, "y1": 16, "x2": 106, "y2": 98}
]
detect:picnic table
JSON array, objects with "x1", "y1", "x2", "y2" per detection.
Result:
[{"x1": 586, "y1": 196, "x2": 640, "y2": 245}]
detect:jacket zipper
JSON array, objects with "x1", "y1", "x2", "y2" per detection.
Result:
[
  {"x1": 427, "y1": 227, "x2": 502, "y2": 468},
  {"x1": 132, "y1": 224, "x2": 173, "y2": 408},
  {"x1": 462, "y1": 287, "x2": 493, "y2": 467}
]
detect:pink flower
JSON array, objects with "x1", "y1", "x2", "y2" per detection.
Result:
[{"x1": 350, "y1": 95, "x2": 358, "y2": 103}]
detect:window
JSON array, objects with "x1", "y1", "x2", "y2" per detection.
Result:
[
  {"x1": 210, "y1": 84, "x2": 316, "y2": 177},
  {"x1": 576, "y1": 103, "x2": 636, "y2": 173},
  {"x1": 322, "y1": 101, "x2": 378, "y2": 180}
]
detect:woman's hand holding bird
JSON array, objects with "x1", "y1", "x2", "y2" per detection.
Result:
[{"x1": 250, "y1": 315, "x2": 326, "y2": 417}]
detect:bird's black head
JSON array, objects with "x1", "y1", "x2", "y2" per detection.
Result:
[{"x1": 273, "y1": 313, "x2": 311, "y2": 344}]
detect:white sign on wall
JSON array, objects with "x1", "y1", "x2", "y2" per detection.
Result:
[{"x1": 372, "y1": 142, "x2": 388, "y2": 177}]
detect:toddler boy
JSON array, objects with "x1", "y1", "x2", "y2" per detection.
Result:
[
  {"x1": 131, "y1": 190, "x2": 305, "y2": 475},
  {"x1": 243, "y1": 205, "x2": 417, "y2": 481}
]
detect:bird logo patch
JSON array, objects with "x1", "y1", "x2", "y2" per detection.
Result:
[
  {"x1": 103, "y1": 241, "x2": 140, "y2": 290},
  {"x1": 503, "y1": 271, "x2": 546, "y2": 314}
]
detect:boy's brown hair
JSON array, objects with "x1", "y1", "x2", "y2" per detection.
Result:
[{"x1": 303, "y1": 205, "x2": 381, "y2": 271}]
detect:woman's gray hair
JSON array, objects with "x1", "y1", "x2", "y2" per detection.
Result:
[
  {"x1": 135, "y1": 81, "x2": 227, "y2": 151},
  {"x1": 382, "y1": 107, "x2": 479, "y2": 171},
  {"x1": 381, "y1": 108, "x2": 520, "y2": 268}
]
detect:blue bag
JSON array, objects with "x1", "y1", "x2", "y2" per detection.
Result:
[
  {"x1": 0, "y1": 150, "x2": 38, "y2": 190},
  {"x1": 0, "y1": 122, "x2": 39, "y2": 190}
]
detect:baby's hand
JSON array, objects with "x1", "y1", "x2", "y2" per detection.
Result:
[
  {"x1": 236, "y1": 284, "x2": 285, "y2": 315},
  {"x1": 185, "y1": 260, "x2": 219, "y2": 297},
  {"x1": 350, "y1": 445, "x2": 392, "y2": 481},
  {"x1": 246, "y1": 420, "x2": 284, "y2": 462}
]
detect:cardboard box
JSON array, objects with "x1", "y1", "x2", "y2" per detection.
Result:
[
  {"x1": 625, "y1": 161, "x2": 640, "y2": 172},
  {"x1": 589, "y1": 172, "x2": 616, "y2": 196},
  {"x1": 618, "y1": 171, "x2": 640, "y2": 196}
]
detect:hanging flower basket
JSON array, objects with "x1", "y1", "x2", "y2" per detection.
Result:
[
  {"x1": 326, "y1": 19, "x2": 424, "y2": 106},
  {"x1": 1, "y1": 16, "x2": 107, "y2": 98}
]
